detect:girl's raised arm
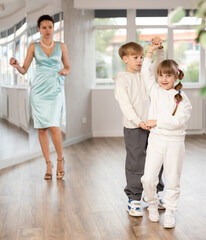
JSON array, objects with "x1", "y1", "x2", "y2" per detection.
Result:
[{"x1": 141, "y1": 44, "x2": 160, "y2": 95}]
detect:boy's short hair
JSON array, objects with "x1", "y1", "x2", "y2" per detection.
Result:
[{"x1": 118, "y1": 42, "x2": 143, "y2": 59}]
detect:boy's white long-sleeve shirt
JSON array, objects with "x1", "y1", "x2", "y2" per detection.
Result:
[
  {"x1": 142, "y1": 57, "x2": 192, "y2": 141},
  {"x1": 114, "y1": 48, "x2": 165, "y2": 128}
]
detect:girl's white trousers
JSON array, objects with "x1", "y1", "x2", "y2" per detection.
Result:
[{"x1": 141, "y1": 133, "x2": 185, "y2": 210}]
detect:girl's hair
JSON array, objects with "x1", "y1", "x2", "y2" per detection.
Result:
[
  {"x1": 37, "y1": 15, "x2": 54, "y2": 28},
  {"x1": 157, "y1": 59, "x2": 184, "y2": 116}
]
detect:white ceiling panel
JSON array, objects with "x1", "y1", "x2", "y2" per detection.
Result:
[{"x1": 74, "y1": 0, "x2": 195, "y2": 9}]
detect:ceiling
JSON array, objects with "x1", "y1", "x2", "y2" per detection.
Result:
[
  {"x1": 0, "y1": 0, "x2": 63, "y2": 31},
  {"x1": 0, "y1": 0, "x2": 52, "y2": 19},
  {"x1": 0, "y1": 0, "x2": 25, "y2": 18}
]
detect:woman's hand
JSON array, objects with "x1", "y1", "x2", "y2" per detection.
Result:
[
  {"x1": 58, "y1": 68, "x2": 70, "y2": 76},
  {"x1": 145, "y1": 120, "x2": 157, "y2": 128},
  {"x1": 9, "y1": 57, "x2": 20, "y2": 69}
]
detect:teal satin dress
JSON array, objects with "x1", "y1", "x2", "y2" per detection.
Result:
[{"x1": 31, "y1": 41, "x2": 66, "y2": 129}]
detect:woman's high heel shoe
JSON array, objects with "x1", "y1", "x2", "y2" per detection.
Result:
[
  {"x1": 56, "y1": 157, "x2": 65, "y2": 179},
  {"x1": 44, "y1": 161, "x2": 54, "y2": 180}
]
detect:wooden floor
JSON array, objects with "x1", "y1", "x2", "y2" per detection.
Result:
[{"x1": 0, "y1": 135, "x2": 206, "y2": 240}]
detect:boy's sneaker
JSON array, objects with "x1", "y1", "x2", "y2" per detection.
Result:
[
  {"x1": 164, "y1": 210, "x2": 175, "y2": 228},
  {"x1": 158, "y1": 198, "x2": 165, "y2": 210},
  {"x1": 127, "y1": 200, "x2": 143, "y2": 217},
  {"x1": 148, "y1": 203, "x2": 159, "y2": 222}
]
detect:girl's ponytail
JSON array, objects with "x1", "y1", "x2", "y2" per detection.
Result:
[{"x1": 172, "y1": 69, "x2": 184, "y2": 116}]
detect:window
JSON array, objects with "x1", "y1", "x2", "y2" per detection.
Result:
[
  {"x1": 2, "y1": 45, "x2": 8, "y2": 85},
  {"x1": 0, "y1": 46, "x2": 2, "y2": 85},
  {"x1": 136, "y1": 9, "x2": 168, "y2": 25},
  {"x1": 136, "y1": 10, "x2": 168, "y2": 58},
  {"x1": 95, "y1": 9, "x2": 206, "y2": 87},
  {"x1": 95, "y1": 10, "x2": 127, "y2": 85},
  {"x1": 174, "y1": 29, "x2": 199, "y2": 83},
  {"x1": 0, "y1": 18, "x2": 27, "y2": 86},
  {"x1": 7, "y1": 42, "x2": 14, "y2": 85},
  {"x1": 95, "y1": 29, "x2": 126, "y2": 82},
  {"x1": 95, "y1": 10, "x2": 127, "y2": 25},
  {"x1": 136, "y1": 28, "x2": 168, "y2": 58},
  {"x1": 173, "y1": 16, "x2": 201, "y2": 26}
]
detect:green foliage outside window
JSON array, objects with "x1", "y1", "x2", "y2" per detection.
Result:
[
  {"x1": 184, "y1": 61, "x2": 199, "y2": 83},
  {"x1": 95, "y1": 19, "x2": 126, "y2": 79}
]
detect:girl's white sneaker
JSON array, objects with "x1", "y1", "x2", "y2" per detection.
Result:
[
  {"x1": 164, "y1": 209, "x2": 175, "y2": 228},
  {"x1": 148, "y1": 203, "x2": 159, "y2": 222}
]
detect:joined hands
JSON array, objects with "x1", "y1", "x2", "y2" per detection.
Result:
[{"x1": 140, "y1": 120, "x2": 157, "y2": 130}]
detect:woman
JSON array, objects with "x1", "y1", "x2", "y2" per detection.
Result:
[{"x1": 10, "y1": 15, "x2": 70, "y2": 180}]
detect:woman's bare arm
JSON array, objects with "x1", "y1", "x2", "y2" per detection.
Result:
[
  {"x1": 59, "y1": 42, "x2": 70, "y2": 76},
  {"x1": 9, "y1": 43, "x2": 35, "y2": 75}
]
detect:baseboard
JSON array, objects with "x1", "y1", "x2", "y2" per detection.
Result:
[
  {"x1": 62, "y1": 132, "x2": 92, "y2": 147},
  {"x1": 186, "y1": 130, "x2": 205, "y2": 135},
  {"x1": 92, "y1": 131, "x2": 123, "y2": 137},
  {"x1": 93, "y1": 130, "x2": 205, "y2": 137},
  {"x1": 0, "y1": 132, "x2": 92, "y2": 170}
]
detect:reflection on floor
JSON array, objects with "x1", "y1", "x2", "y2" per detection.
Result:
[
  {"x1": 0, "y1": 118, "x2": 66, "y2": 162},
  {"x1": 0, "y1": 118, "x2": 30, "y2": 161}
]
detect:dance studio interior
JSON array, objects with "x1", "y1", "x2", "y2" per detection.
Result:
[{"x1": 0, "y1": 0, "x2": 205, "y2": 239}]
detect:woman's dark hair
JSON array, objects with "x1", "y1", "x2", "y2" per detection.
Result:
[{"x1": 37, "y1": 15, "x2": 54, "y2": 28}]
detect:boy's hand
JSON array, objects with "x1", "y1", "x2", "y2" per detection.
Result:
[
  {"x1": 139, "y1": 121, "x2": 151, "y2": 130},
  {"x1": 145, "y1": 120, "x2": 157, "y2": 128}
]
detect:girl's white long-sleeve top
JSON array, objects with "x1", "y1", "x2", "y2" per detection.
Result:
[
  {"x1": 114, "y1": 48, "x2": 165, "y2": 129},
  {"x1": 142, "y1": 57, "x2": 192, "y2": 141}
]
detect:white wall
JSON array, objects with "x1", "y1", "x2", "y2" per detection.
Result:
[
  {"x1": 92, "y1": 88, "x2": 123, "y2": 137},
  {"x1": 92, "y1": 88, "x2": 206, "y2": 137},
  {"x1": 63, "y1": 0, "x2": 95, "y2": 140}
]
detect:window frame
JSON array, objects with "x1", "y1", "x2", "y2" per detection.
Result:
[{"x1": 95, "y1": 9, "x2": 206, "y2": 88}]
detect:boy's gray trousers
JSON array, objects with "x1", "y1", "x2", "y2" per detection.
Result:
[{"x1": 124, "y1": 127, "x2": 164, "y2": 201}]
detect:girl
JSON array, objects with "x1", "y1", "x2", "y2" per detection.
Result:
[
  {"x1": 141, "y1": 43, "x2": 192, "y2": 228},
  {"x1": 10, "y1": 15, "x2": 70, "y2": 180}
]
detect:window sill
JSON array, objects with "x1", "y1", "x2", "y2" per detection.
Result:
[
  {"x1": 93, "y1": 84, "x2": 115, "y2": 90},
  {"x1": 94, "y1": 82, "x2": 204, "y2": 90},
  {"x1": 1, "y1": 85, "x2": 28, "y2": 89}
]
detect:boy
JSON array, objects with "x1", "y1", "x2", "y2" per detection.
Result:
[{"x1": 114, "y1": 39, "x2": 165, "y2": 217}]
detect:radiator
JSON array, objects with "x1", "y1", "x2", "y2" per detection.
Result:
[
  {"x1": 2, "y1": 89, "x2": 8, "y2": 119},
  {"x1": 184, "y1": 89, "x2": 205, "y2": 133}
]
